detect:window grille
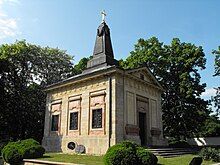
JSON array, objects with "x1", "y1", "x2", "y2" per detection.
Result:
[
  {"x1": 92, "y1": 109, "x2": 102, "y2": 128},
  {"x1": 70, "y1": 112, "x2": 78, "y2": 130},
  {"x1": 51, "y1": 115, "x2": 59, "y2": 131}
]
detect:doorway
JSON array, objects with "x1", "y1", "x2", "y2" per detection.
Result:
[{"x1": 139, "y1": 112, "x2": 147, "y2": 146}]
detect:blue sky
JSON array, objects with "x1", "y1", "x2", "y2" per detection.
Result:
[{"x1": 0, "y1": 0, "x2": 219, "y2": 101}]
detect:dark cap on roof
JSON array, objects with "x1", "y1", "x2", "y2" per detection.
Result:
[{"x1": 84, "y1": 21, "x2": 118, "y2": 73}]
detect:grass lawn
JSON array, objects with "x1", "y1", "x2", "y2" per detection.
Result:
[
  {"x1": 158, "y1": 155, "x2": 214, "y2": 165},
  {"x1": 38, "y1": 153, "x2": 215, "y2": 165},
  {"x1": 38, "y1": 153, "x2": 104, "y2": 165}
]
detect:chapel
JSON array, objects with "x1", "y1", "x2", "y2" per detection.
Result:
[{"x1": 42, "y1": 13, "x2": 166, "y2": 155}]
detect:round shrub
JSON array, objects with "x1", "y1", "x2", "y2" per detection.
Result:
[
  {"x1": 120, "y1": 141, "x2": 138, "y2": 148},
  {"x1": 21, "y1": 145, "x2": 45, "y2": 159},
  {"x1": 1, "y1": 138, "x2": 45, "y2": 164},
  {"x1": 0, "y1": 141, "x2": 8, "y2": 155},
  {"x1": 19, "y1": 138, "x2": 45, "y2": 159},
  {"x1": 104, "y1": 142, "x2": 137, "y2": 165},
  {"x1": 199, "y1": 148, "x2": 211, "y2": 160},
  {"x1": 18, "y1": 138, "x2": 40, "y2": 148},
  {"x1": 2, "y1": 142, "x2": 22, "y2": 164},
  {"x1": 136, "y1": 147, "x2": 158, "y2": 165},
  {"x1": 103, "y1": 141, "x2": 157, "y2": 165},
  {"x1": 199, "y1": 147, "x2": 220, "y2": 162}
]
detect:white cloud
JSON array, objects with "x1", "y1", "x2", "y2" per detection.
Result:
[
  {"x1": 201, "y1": 88, "x2": 216, "y2": 98},
  {"x1": 7, "y1": 0, "x2": 20, "y2": 4},
  {"x1": 0, "y1": 0, "x2": 20, "y2": 40},
  {"x1": 0, "y1": 0, "x2": 20, "y2": 5}
]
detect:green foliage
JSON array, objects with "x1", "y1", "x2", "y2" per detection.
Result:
[
  {"x1": 21, "y1": 145, "x2": 45, "y2": 159},
  {"x1": 0, "y1": 141, "x2": 8, "y2": 155},
  {"x1": 168, "y1": 140, "x2": 191, "y2": 148},
  {"x1": 2, "y1": 142, "x2": 22, "y2": 164},
  {"x1": 104, "y1": 142, "x2": 137, "y2": 165},
  {"x1": 103, "y1": 141, "x2": 157, "y2": 165},
  {"x1": 136, "y1": 147, "x2": 158, "y2": 165},
  {"x1": 18, "y1": 139, "x2": 45, "y2": 159},
  {"x1": 121, "y1": 37, "x2": 209, "y2": 139},
  {"x1": 2, "y1": 139, "x2": 45, "y2": 164},
  {"x1": 189, "y1": 157, "x2": 203, "y2": 165},
  {"x1": 72, "y1": 56, "x2": 91, "y2": 75},
  {"x1": 199, "y1": 147, "x2": 220, "y2": 162},
  {"x1": 213, "y1": 46, "x2": 220, "y2": 76},
  {"x1": 212, "y1": 47, "x2": 220, "y2": 116},
  {"x1": 200, "y1": 115, "x2": 220, "y2": 137},
  {"x1": 120, "y1": 140, "x2": 139, "y2": 148},
  {"x1": 0, "y1": 40, "x2": 74, "y2": 142},
  {"x1": 212, "y1": 87, "x2": 220, "y2": 115}
]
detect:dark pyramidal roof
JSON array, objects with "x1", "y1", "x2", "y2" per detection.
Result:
[
  {"x1": 83, "y1": 21, "x2": 118, "y2": 73},
  {"x1": 44, "y1": 14, "x2": 163, "y2": 91}
]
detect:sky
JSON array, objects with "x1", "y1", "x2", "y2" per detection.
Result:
[{"x1": 0, "y1": 0, "x2": 219, "y2": 101}]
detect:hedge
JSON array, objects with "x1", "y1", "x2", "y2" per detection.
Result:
[
  {"x1": 1, "y1": 138, "x2": 45, "y2": 164},
  {"x1": 104, "y1": 141, "x2": 157, "y2": 165},
  {"x1": 199, "y1": 147, "x2": 220, "y2": 162}
]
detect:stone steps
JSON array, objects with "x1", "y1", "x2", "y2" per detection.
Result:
[{"x1": 148, "y1": 148, "x2": 199, "y2": 158}]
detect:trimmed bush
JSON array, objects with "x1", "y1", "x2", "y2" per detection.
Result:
[
  {"x1": 21, "y1": 145, "x2": 45, "y2": 159},
  {"x1": 0, "y1": 141, "x2": 8, "y2": 155},
  {"x1": 19, "y1": 139, "x2": 45, "y2": 159},
  {"x1": 104, "y1": 142, "x2": 137, "y2": 165},
  {"x1": 2, "y1": 142, "x2": 22, "y2": 164},
  {"x1": 19, "y1": 138, "x2": 40, "y2": 147},
  {"x1": 189, "y1": 157, "x2": 203, "y2": 165},
  {"x1": 103, "y1": 141, "x2": 157, "y2": 165},
  {"x1": 1, "y1": 138, "x2": 45, "y2": 164},
  {"x1": 136, "y1": 147, "x2": 158, "y2": 165},
  {"x1": 169, "y1": 140, "x2": 191, "y2": 148},
  {"x1": 199, "y1": 147, "x2": 220, "y2": 162}
]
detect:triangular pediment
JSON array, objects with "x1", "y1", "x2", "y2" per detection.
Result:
[{"x1": 125, "y1": 67, "x2": 163, "y2": 90}]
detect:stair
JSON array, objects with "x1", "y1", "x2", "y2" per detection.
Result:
[{"x1": 148, "y1": 148, "x2": 199, "y2": 158}]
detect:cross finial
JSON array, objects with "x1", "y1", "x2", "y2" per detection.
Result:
[{"x1": 101, "y1": 10, "x2": 106, "y2": 23}]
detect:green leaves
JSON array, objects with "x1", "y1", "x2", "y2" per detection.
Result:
[
  {"x1": 212, "y1": 47, "x2": 220, "y2": 115},
  {"x1": 72, "y1": 56, "x2": 91, "y2": 75},
  {"x1": 213, "y1": 46, "x2": 220, "y2": 76},
  {"x1": 121, "y1": 37, "x2": 209, "y2": 139},
  {"x1": 0, "y1": 40, "x2": 74, "y2": 142}
]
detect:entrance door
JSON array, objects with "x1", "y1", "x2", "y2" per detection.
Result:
[{"x1": 139, "y1": 112, "x2": 147, "y2": 146}]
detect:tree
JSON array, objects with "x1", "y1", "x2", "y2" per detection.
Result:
[
  {"x1": 0, "y1": 40, "x2": 74, "y2": 142},
  {"x1": 213, "y1": 46, "x2": 220, "y2": 77},
  {"x1": 122, "y1": 37, "x2": 209, "y2": 139},
  {"x1": 200, "y1": 114, "x2": 220, "y2": 137},
  {"x1": 212, "y1": 47, "x2": 220, "y2": 115},
  {"x1": 72, "y1": 56, "x2": 91, "y2": 75}
]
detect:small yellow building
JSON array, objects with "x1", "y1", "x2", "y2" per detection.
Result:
[{"x1": 42, "y1": 19, "x2": 166, "y2": 155}]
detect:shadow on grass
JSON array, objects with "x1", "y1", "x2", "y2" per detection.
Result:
[{"x1": 41, "y1": 155, "x2": 51, "y2": 158}]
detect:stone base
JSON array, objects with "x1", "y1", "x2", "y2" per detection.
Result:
[
  {"x1": 150, "y1": 136, "x2": 168, "y2": 146},
  {"x1": 42, "y1": 135, "x2": 110, "y2": 155}
]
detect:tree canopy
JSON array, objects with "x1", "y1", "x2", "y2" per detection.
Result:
[
  {"x1": 213, "y1": 46, "x2": 220, "y2": 77},
  {"x1": 0, "y1": 38, "x2": 217, "y2": 142},
  {"x1": 212, "y1": 47, "x2": 220, "y2": 115},
  {"x1": 72, "y1": 56, "x2": 91, "y2": 75},
  {"x1": 121, "y1": 37, "x2": 209, "y2": 139},
  {"x1": 200, "y1": 114, "x2": 220, "y2": 137},
  {"x1": 0, "y1": 40, "x2": 74, "y2": 142}
]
